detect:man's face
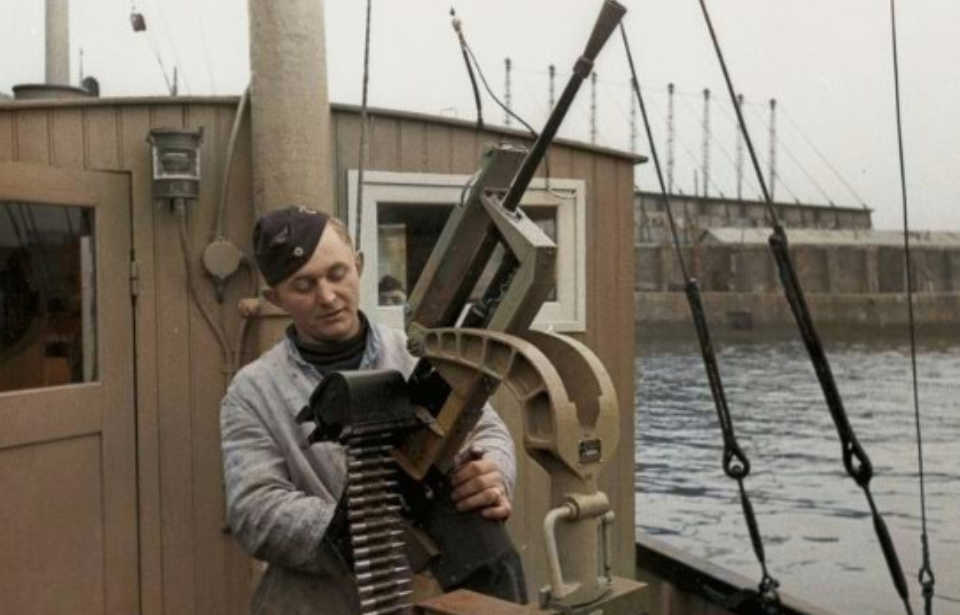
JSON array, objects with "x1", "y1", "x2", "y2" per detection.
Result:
[{"x1": 265, "y1": 226, "x2": 364, "y2": 344}]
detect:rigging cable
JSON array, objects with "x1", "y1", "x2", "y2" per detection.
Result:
[
  {"x1": 462, "y1": 44, "x2": 537, "y2": 135},
  {"x1": 694, "y1": 1, "x2": 914, "y2": 613},
  {"x1": 889, "y1": 0, "x2": 936, "y2": 612},
  {"x1": 450, "y1": 9, "x2": 484, "y2": 130},
  {"x1": 195, "y1": 3, "x2": 218, "y2": 94},
  {"x1": 620, "y1": 24, "x2": 781, "y2": 613},
  {"x1": 677, "y1": 94, "x2": 750, "y2": 199},
  {"x1": 780, "y1": 107, "x2": 870, "y2": 209},
  {"x1": 452, "y1": 31, "x2": 572, "y2": 200},
  {"x1": 147, "y1": 0, "x2": 190, "y2": 94},
  {"x1": 726, "y1": 103, "x2": 823, "y2": 204},
  {"x1": 142, "y1": 26, "x2": 175, "y2": 95},
  {"x1": 353, "y1": 0, "x2": 373, "y2": 247}
]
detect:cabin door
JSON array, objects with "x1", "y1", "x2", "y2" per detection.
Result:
[{"x1": 0, "y1": 162, "x2": 138, "y2": 615}]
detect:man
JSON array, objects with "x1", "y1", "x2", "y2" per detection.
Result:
[{"x1": 221, "y1": 206, "x2": 525, "y2": 615}]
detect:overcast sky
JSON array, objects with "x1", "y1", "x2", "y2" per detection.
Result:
[{"x1": 2, "y1": 0, "x2": 959, "y2": 230}]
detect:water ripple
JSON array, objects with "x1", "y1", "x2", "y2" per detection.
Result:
[{"x1": 635, "y1": 332, "x2": 960, "y2": 615}]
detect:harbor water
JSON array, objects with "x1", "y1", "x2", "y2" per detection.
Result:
[{"x1": 635, "y1": 329, "x2": 960, "y2": 615}]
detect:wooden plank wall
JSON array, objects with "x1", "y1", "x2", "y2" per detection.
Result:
[
  {"x1": 0, "y1": 100, "x2": 254, "y2": 615},
  {"x1": 0, "y1": 100, "x2": 637, "y2": 614}
]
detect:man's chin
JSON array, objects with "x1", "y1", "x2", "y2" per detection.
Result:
[{"x1": 304, "y1": 319, "x2": 359, "y2": 344}]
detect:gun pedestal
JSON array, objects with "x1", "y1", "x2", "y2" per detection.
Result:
[{"x1": 412, "y1": 328, "x2": 645, "y2": 614}]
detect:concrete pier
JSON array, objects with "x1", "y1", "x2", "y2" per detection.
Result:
[{"x1": 636, "y1": 240, "x2": 960, "y2": 330}]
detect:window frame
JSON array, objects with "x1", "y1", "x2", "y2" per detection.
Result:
[{"x1": 346, "y1": 169, "x2": 587, "y2": 332}]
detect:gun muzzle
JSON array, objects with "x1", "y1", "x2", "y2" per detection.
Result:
[
  {"x1": 501, "y1": 0, "x2": 626, "y2": 212},
  {"x1": 583, "y1": 1, "x2": 628, "y2": 64}
]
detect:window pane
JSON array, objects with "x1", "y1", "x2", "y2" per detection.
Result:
[
  {"x1": 375, "y1": 203, "x2": 558, "y2": 308},
  {"x1": 377, "y1": 203, "x2": 450, "y2": 307},
  {"x1": 0, "y1": 202, "x2": 97, "y2": 393}
]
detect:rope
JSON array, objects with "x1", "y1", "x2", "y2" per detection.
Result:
[
  {"x1": 354, "y1": 0, "x2": 373, "y2": 247},
  {"x1": 889, "y1": 1, "x2": 935, "y2": 611},
  {"x1": 448, "y1": 17, "x2": 573, "y2": 201},
  {"x1": 621, "y1": 23, "x2": 781, "y2": 613}
]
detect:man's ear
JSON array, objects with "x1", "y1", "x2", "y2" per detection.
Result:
[
  {"x1": 263, "y1": 286, "x2": 282, "y2": 309},
  {"x1": 355, "y1": 251, "x2": 365, "y2": 277}
]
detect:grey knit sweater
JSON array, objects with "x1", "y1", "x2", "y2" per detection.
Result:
[{"x1": 220, "y1": 322, "x2": 516, "y2": 615}]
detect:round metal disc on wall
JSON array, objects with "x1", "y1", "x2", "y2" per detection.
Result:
[{"x1": 202, "y1": 238, "x2": 244, "y2": 280}]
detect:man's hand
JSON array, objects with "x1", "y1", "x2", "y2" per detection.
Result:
[{"x1": 450, "y1": 457, "x2": 512, "y2": 521}]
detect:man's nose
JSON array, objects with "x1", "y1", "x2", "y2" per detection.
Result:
[{"x1": 315, "y1": 282, "x2": 337, "y2": 305}]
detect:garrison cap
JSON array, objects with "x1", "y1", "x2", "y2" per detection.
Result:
[{"x1": 253, "y1": 206, "x2": 329, "y2": 286}]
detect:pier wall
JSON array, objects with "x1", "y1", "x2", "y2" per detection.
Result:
[
  {"x1": 637, "y1": 244, "x2": 960, "y2": 294},
  {"x1": 635, "y1": 192, "x2": 872, "y2": 244},
  {"x1": 636, "y1": 244, "x2": 960, "y2": 328},
  {"x1": 637, "y1": 290, "x2": 960, "y2": 330}
]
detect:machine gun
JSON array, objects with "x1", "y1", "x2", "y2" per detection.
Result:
[{"x1": 299, "y1": 2, "x2": 644, "y2": 613}]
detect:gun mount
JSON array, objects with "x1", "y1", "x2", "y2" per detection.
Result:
[{"x1": 416, "y1": 327, "x2": 625, "y2": 609}]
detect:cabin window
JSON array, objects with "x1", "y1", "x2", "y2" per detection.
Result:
[
  {"x1": 375, "y1": 203, "x2": 558, "y2": 307},
  {"x1": 0, "y1": 202, "x2": 97, "y2": 393},
  {"x1": 348, "y1": 170, "x2": 586, "y2": 332}
]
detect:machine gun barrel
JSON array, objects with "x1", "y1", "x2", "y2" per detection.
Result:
[
  {"x1": 395, "y1": 0, "x2": 627, "y2": 481},
  {"x1": 501, "y1": 0, "x2": 626, "y2": 213}
]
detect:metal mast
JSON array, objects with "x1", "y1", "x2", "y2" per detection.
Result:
[
  {"x1": 629, "y1": 79, "x2": 637, "y2": 153},
  {"x1": 590, "y1": 72, "x2": 598, "y2": 144},
  {"x1": 768, "y1": 98, "x2": 778, "y2": 202},
  {"x1": 667, "y1": 82, "x2": 676, "y2": 193},
  {"x1": 701, "y1": 88, "x2": 711, "y2": 198},
  {"x1": 736, "y1": 93, "x2": 745, "y2": 200},
  {"x1": 548, "y1": 64, "x2": 556, "y2": 110},
  {"x1": 504, "y1": 57, "x2": 512, "y2": 127}
]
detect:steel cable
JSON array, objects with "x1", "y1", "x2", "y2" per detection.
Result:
[
  {"x1": 694, "y1": 1, "x2": 914, "y2": 613},
  {"x1": 620, "y1": 23, "x2": 781, "y2": 613},
  {"x1": 353, "y1": 0, "x2": 373, "y2": 248},
  {"x1": 450, "y1": 9, "x2": 484, "y2": 130},
  {"x1": 889, "y1": 0, "x2": 936, "y2": 612}
]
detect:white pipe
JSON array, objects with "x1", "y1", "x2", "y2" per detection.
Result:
[
  {"x1": 542, "y1": 503, "x2": 575, "y2": 601},
  {"x1": 45, "y1": 0, "x2": 70, "y2": 85},
  {"x1": 601, "y1": 511, "x2": 616, "y2": 582}
]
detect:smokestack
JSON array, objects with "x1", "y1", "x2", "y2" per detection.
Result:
[{"x1": 46, "y1": 0, "x2": 70, "y2": 85}]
